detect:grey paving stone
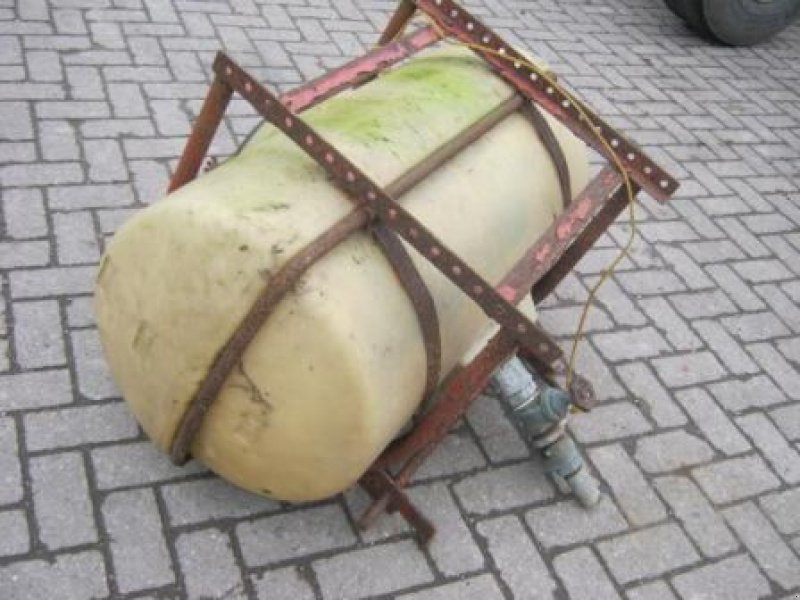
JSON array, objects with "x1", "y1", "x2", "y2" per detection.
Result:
[
  {"x1": 0, "y1": 241, "x2": 50, "y2": 269},
  {"x1": 654, "y1": 476, "x2": 737, "y2": 558},
  {"x1": 343, "y1": 485, "x2": 410, "y2": 543},
  {"x1": 616, "y1": 362, "x2": 686, "y2": 427},
  {"x1": 704, "y1": 250, "x2": 772, "y2": 301},
  {"x1": 92, "y1": 440, "x2": 206, "y2": 490},
  {"x1": 693, "y1": 455, "x2": 780, "y2": 505},
  {"x1": 65, "y1": 295, "x2": 99, "y2": 328},
  {"x1": 760, "y1": 286, "x2": 800, "y2": 335},
  {"x1": 0, "y1": 339, "x2": 8, "y2": 372},
  {"x1": 129, "y1": 159, "x2": 169, "y2": 203},
  {"x1": 30, "y1": 452, "x2": 97, "y2": 550},
  {"x1": 407, "y1": 482, "x2": 484, "y2": 577},
  {"x1": 633, "y1": 430, "x2": 714, "y2": 473},
  {"x1": 0, "y1": 551, "x2": 108, "y2": 600},
  {"x1": 85, "y1": 138, "x2": 128, "y2": 182},
  {"x1": 453, "y1": 461, "x2": 555, "y2": 516},
  {"x1": 252, "y1": 566, "x2": 315, "y2": 600},
  {"x1": 616, "y1": 270, "x2": 686, "y2": 295},
  {"x1": 571, "y1": 340, "x2": 627, "y2": 400},
  {"x1": 570, "y1": 401, "x2": 653, "y2": 444},
  {"x1": 313, "y1": 539, "x2": 433, "y2": 599},
  {"x1": 593, "y1": 327, "x2": 671, "y2": 362},
  {"x1": 723, "y1": 502, "x2": 800, "y2": 591},
  {"x1": 553, "y1": 546, "x2": 620, "y2": 600},
  {"x1": 39, "y1": 120, "x2": 80, "y2": 161},
  {"x1": 71, "y1": 329, "x2": 119, "y2": 400},
  {"x1": 585, "y1": 277, "x2": 648, "y2": 326},
  {"x1": 2, "y1": 188, "x2": 48, "y2": 239},
  {"x1": 651, "y1": 351, "x2": 726, "y2": 388},
  {"x1": 590, "y1": 443, "x2": 666, "y2": 526},
  {"x1": 53, "y1": 211, "x2": 100, "y2": 264},
  {"x1": 638, "y1": 296, "x2": 702, "y2": 351},
  {"x1": 669, "y1": 290, "x2": 736, "y2": 319},
  {"x1": 477, "y1": 515, "x2": 557, "y2": 600},
  {"x1": 675, "y1": 388, "x2": 751, "y2": 455},
  {"x1": 733, "y1": 259, "x2": 795, "y2": 284},
  {"x1": 626, "y1": 581, "x2": 677, "y2": 600},
  {"x1": 0, "y1": 162, "x2": 84, "y2": 187},
  {"x1": 736, "y1": 412, "x2": 800, "y2": 484},
  {"x1": 654, "y1": 245, "x2": 710, "y2": 289},
  {"x1": 48, "y1": 183, "x2": 135, "y2": 210},
  {"x1": 0, "y1": 417, "x2": 23, "y2": 506},
  {"x1": 94, "y1": 208, "x2": 138, "y2": 236},
  {"x1": 779, "y1": 336, "x2": 800, "y2": 363},
  {"x1": 722, "y1": 312, "x2": 791, "y2": 343},
  {"x1": 526, "y1": 495, "x2": 627, "y2": 549},
  {"x1": 683, "y1": 239, "x2": 744, "y2": 264},
  {"x1": 24, "y1": 401, "x2": 138, "y2": 451},
  {"x1": 9, "y1": 265, "x2": 96, "y2": 299},
  {"x1": 397, "y1": 574, "x2": 504, "y2": 600},
  {"x1": 597, "y1": 523, "x2": 700, "y2": 585},
  {"x1": 0, "y1": 509, "x2": 29, "y2": 557},
  {"x1": 237, "y1": 504, "x2": 356, "y2": 567},
  {"x1": 12, "y1": 300, "x2": 65, "y2": 369},
  {"x1": 748, "y1": 343, "x2": 800, "y2": 401},
  {"x1": 0, "y1": 369, "x2": 73, "y2": 411},
  {"x1": 707, "y1": 374, "x2": 787, "y2": 413},
  {"x1": 759, "y1": 488, "x2": 800, "y2": 536},
  {"x1": 162, "y1": 477, "x2": 278, "y2": 527},
  {"x1": 176, "y1": 528, "x2": 245, "y2": 600},
  {"x1": 0, "y1": 102, "x2": 33, "y2": 140},
  {"x1": 466, "y1": 394, "x2": 529, "y2": 463},
  {"x1": 693, "y1": 320, "x2": 759, "y2": 375},
  {"x1": 412, "y1": 429, "x2": 486, "y2": 481},
  {"x1": 671, "y1": 554, "x2": 771, "y2": 600},
  {"x1": 103, "y1": 488, "x2": 175, "y2": 594}
]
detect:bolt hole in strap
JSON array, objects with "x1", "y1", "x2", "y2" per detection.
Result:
[{"x1": 169, "y1": 55, "x2": 570, "y2": 464}]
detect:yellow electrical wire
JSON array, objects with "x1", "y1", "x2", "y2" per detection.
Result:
[{"x1": 421, "y1": 15, "x2": 639, "y2": 391}]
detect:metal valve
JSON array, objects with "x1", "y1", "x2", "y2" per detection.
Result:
[{"x1": 489, "y1": 358, "x2": 601, "y2": 508}]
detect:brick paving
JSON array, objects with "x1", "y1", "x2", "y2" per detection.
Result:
[{"x1": 0, "y1": 0, "x2": 799, "y2": 598}]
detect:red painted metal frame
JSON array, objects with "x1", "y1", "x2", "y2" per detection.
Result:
[
  {"x1": 168, "y1": 25, "x2": 441, "y2": 193},
  {"x1": 164, "y1": 3, "x2": 678, "y2": 544},
  {"x1": 411, "y1": 0, "x2": 678, "y2": 202}
]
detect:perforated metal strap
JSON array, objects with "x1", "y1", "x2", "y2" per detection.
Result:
[
  {"x1": 372, "y1": 224, "x2": 442, "y2": 399},
  {"x1": 414, "y1": 0, "x2": 678, "y2": 202},
  {"x1": 210, "y1": 53, "x2": 562, "y2": 362},
  {"x1": 169, "y1": 58, "x2": 537, "y2": 464},
  {"x1": 520, "y1": 102, "x2": 572, "y2": 209}
]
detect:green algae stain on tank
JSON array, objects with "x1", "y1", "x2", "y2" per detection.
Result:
[{"x1": 206, "y1": 48, "x2": 514, "y2": 216}]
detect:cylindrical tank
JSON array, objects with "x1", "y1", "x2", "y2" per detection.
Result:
[{"x1": 95, "y1": 47, "x2": 588, "y2": 502}]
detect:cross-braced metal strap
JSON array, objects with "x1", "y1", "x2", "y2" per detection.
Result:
[{"x1": 169, "y1": 56, "x2": 548, "y2": 464}]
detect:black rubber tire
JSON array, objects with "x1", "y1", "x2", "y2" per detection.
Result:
[
  {"x1": 664, "y1": 0, "x2": 712, "y2": 37},
  {"x1": 665, "y1": 0, "x2": 688, "y2": 19},
  {"x1": 702, "y1": 0, "x2": 800, "y2": 46}
]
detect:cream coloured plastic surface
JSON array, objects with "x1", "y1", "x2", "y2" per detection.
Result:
[{"x1": 95, "y1": 48, "x2": 588, "y2": 501}]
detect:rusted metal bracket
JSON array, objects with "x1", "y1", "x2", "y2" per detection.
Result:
[
  {"x1": 380, "y1": 0, "x2": 678, "y2": 202},
  {"x1": 351, "y1": 1, "x2": 679, "y2": 544},
  {"x1": 168, "y1": 25, "x2": 441, "y2": 193},
  {"x1": 163, "y1": 0, "x2": 679, "y2": 545},
  {"x1": 169, "y1": 53, "x2": 567, "y2": 465}
]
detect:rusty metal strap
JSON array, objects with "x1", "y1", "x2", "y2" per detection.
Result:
[
  {"x1": 169, "y1": 73, "x2": 527, "y2": 464},
  {"x1": 414, "y1": 0, "x2": 678, "y2": 202},
  {"x1": 520, "y1": 101, "x2": 572, "y2": 209},
  {"x1": 208, "y1": 54, "x2": 562, "y2": 364},
  {"x1": 372, "y1": 224, "x2": 442, "y2": 399},
  {"x1": 170, "y1": 209, "x2": 368, "y2": 464}
]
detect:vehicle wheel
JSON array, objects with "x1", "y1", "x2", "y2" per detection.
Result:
[
  {"x1": 664, "y1": 0, "x2": 713, "y2": 36},
  {"x1": 702, "y1": 0, "x2": 800, "y2": 46}
]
